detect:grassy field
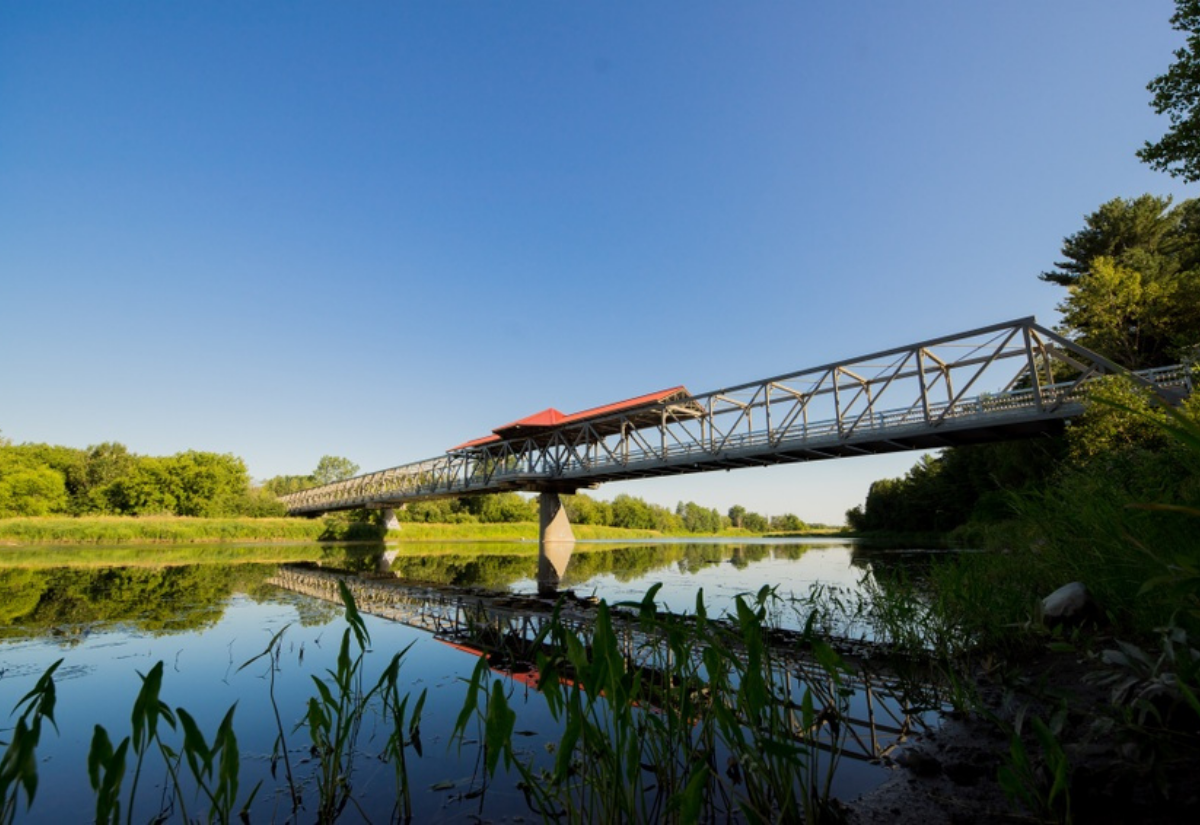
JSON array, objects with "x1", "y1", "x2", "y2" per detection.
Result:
[
  {"x1": 0, "y1": 516, "x2": 329, "y2": 545},
  {"x1": 0, "y1": 516, "x2": 828, "y2": 545}
]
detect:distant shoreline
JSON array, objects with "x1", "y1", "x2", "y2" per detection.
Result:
[{"x1": 0, "y1": 516, "x2": 849, "y2": 545}]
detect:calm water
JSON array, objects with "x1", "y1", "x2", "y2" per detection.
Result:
[{"x1": 0, "y1": 539, "x2": 943, "y2": 823}]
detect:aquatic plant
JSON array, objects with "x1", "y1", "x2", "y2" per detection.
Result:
[{"x1": 453, "y1": 584, "x2": 855, "y2": 824}]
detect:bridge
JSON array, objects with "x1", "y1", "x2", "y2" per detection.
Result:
[{"x1": 280, "y1": 316, "x2": 1192, "y2": 547}]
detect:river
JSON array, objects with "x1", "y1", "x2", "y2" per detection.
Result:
[{"x1": 0, "y1": 538, "x2": 949, "y2": 823}]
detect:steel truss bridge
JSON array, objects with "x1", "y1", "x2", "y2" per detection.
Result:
[{"x1": 280, "y1": 317, "x2": 1192, "y2": 515}]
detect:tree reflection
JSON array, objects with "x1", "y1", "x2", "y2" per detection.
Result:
[{"x1": 0, "y1": 564, "x2": 278, "y2": 642}]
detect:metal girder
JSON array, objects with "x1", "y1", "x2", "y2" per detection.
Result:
[{"x1": 279, "y1": 317, "x2": 1194, "y2": 514}]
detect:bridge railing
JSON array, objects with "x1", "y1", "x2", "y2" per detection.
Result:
[{"x1": 279, "y1": 319, "x2": 1193, "y2": 513}]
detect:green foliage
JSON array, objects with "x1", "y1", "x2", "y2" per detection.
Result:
[
  {"x1": 1139, "y1": 1, "x2": 1200, "y2": 181},
  {"x1": 675, "y1": 500, "x2": 723, "y2": 533},
  {"x1": 728, "y1": 504, "x2": 746, "y2": 527},
  {"x1": 0, "y1": 659, "x2": 61, "y2": 824},
  {"x1": 0, "y1": 515, "x2": 327, "y2": 545},
  {"x1": 0, "y1": 434, "x2": 305, "y2": 519},
  {"x1": 468, "y1": 491, "x2": 539, "y2": 523},
  {"x1": 312, "y1": 455, "x2": 360, "y2": 486},
  {"x1": 0, "y1": 564, "x2": 280, "y2": 641},
  {"x1": 610, "y1": 494, "x2": 683, "y2": 532},
  {"x1": 997, "y1": 709, "x2": 1073, "y2": 824},
  {"x1": 742, "y1": 510, "x2": 769, "y2": 532},
  {"x1": 921, "y1": 377, "x2": 1200, "y2": 646},
  {"x1": 768, "y1": 512, "x2": 807, "y2": 532},
  {"x1": 453, "y1": 586, "x2": 852, "y2": 823},
  {"x1": 0, "y1": 451, "x2": 68, "y2": 517},
  {"x1": 1059, "y1": 254, "x2": 1200, "y2": 370},
  {"x1": 1043, "y1": 195, "x2": 1200, "y2": 368},
  {"x1": 848, "y1": 440, "x2": 1063, "y2": 534},
  {"x1": 563, "y1": 493, "x2": 614, "y2": 526}
]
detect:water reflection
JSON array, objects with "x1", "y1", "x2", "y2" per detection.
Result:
[{"x1": 0, "y1": 539, "x2": 948, "y2": 823}]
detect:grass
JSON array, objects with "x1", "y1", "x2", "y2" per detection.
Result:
[
  {"x1": 454, "y1": 584, "x2": 856, "y2": 824},
  {"x1": 0, "y1": 516, "x2": 328, "y2": 545},
  {"x1": 0, "y1": 517, "x2": 797, "y2": 546}
]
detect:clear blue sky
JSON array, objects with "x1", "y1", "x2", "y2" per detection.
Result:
[{"x1": 1, "y1": 1, "x2": 1193, "y2": 524}]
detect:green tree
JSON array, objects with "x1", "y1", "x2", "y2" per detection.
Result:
[
  {"x1": 563, "y1": 493, "x2": 614, "y2": 526},
  {"x1": 313, "y1": 455, "x2": 360, "y2": 485},
  {"x1": 0, "y1": 449, "x2": 68, "y2": 517},
  {"x1": 611, "y1": 494, "x2": 657, "y2": 530},
  {"x1": 1039, "y1": 194, "x2": 1197, "y2": 287},
  {"x1": 1045, "y1": 196, "x2": 1200, "y2": 368},
  {"x1": 677, "y1": 500, "x2": 722, "y2": 533},
  {"x1": 74, "y1": 442, "x2": 137, "y2": 513},
  {"x1": 261, "y1": 474, "x2": 315, "y2": 496},
  {"x1": 166, "y1": 451, "x2": 251, "y2": 516},
  {"x1": 742, "y1": 511, "x2": 769, "y2": 532},
  {"x1": 1139, "y1": 1, "x2": 1200, "y2": 181},
  {"x1": 473, "y1": 492, "x2": 538, "y2": 523},
  {"x1": 728, "y1": 504, "x2": 746, "y2": 528},
  {"x1": 769, "y1": 513, "x2": 807, "y2": 532},
  {"x1": 104, "y1": 456, "x2": 179, "y2": 515}
]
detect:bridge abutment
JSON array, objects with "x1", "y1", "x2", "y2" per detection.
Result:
[{"x1": 537, "y1": 492, "x2": 575, "y2": 597}]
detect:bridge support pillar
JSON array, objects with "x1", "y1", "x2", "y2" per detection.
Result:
[
  {"x1": 537, "y1": 492, "x2": 575, "y2": 598},
  {"x1": 381, "y1": 507, "x2": 402, "y2": 532}
]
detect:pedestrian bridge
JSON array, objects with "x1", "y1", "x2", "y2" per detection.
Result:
[{"x1": 279, "y1": 317, "x2": 1192, "y2": 535}]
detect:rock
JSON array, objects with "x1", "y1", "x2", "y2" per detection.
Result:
[{"x1": 1041, "y1": 581, "x2": 1094, "y2": 626}]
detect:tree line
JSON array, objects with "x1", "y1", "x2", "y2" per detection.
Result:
[
  {"x1": 376, "y1": 491, "x2": 807, "y2": 534},
  {"x1": 0, "y1": 440, "x2": 287, "y2": 519}
]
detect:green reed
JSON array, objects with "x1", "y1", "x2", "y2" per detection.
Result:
[
  {"x1": 0, "y1": 659, "x2": 60, "y2": 825},
  {"x1": 453, "y1": 584, "x2": 853, "y2": 824}
]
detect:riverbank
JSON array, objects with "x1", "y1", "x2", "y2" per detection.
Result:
[
  {"x1": 847, "y1": 640, "x2": 1200, "y2": 824},
  {"x1": 0, "y1": 516, "x2": 332, "y2": 544},
  {"x1": 0, "y1": 516, "x2": 835, "y2": 545}
]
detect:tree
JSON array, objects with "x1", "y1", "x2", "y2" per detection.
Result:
[
  {"x1": 769, "y1": 513, "x2": 807, "y2": 533},
  {"x1": 167, "y1": 451, "x2": 250, "y2": 517},
  {"x1": 313, "y1": 455, "x2": 360, "y2": 485},
  {"x1": 76, "y1": 442, "x2": 136, "y2": 512},
  {"x1": 1139, "y1": 1, "x2": 1200, "y2": 181},
  {"x1": 1039, "y1": 195, "x2": 1189, "y2": 287},
  {"x1": 678, "y1": 501, "x2": 722, "y2": 533},
  {"x1": 728, "y1": 505, "x2": 746, "y2": 528},
  {"x1": 1046, "y1": 196, "x2": 1200, "y2": 368},
  {"x1": 0, "y1": 451, "x2": 68, "y2": 517},
  {"x1": 742, "y1": 511, "x2": 769, "y2": 532}
]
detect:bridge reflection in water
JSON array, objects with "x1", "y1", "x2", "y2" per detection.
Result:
[{"x1": 269, "y1": 563, "x2": 939, "y2": 766}]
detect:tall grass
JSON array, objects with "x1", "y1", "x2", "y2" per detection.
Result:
[
  {"x1": 454, "y1": 584, "x2": 854, "y2": 824},
  {"x1": 929, "y1": 380, "x2": 1200, "y2": 643},
  {"x1": 0, "y1": 516, "x2": 329, "y2": 545}
]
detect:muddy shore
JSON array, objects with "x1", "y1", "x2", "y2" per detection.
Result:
[{"x1": 845, "y1": 646, "x2": 1200, "y2": 824}]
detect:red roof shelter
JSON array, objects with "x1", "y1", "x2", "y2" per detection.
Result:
[{"x1": 449, "y1": 386, "x2": 698, "y2": 452}]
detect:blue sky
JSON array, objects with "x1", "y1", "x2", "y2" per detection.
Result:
[{"x1": 1, "y1": 1, "x2": 1193, "y2": 524}]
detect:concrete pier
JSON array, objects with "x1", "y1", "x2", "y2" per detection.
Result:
[
  {"x1": 381, "y1": 506, "x2": 402, "y2": 532},
  {"x1": 537, "y1": 491, "x2": 575, "y2": 597}
]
